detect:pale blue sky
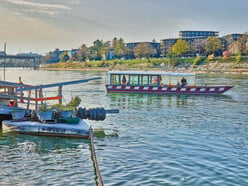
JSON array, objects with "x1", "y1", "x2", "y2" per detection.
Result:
[{"x1": 0, "y1": 0, "x2": 247, "y2": 54}]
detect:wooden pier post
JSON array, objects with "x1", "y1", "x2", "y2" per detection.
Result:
[
  {"x1": 58, "y1": 86, "x2": 62, "y2": 104},
  {"x1": 39, "y1": 88, "x2": 43, "y2": 104},
  {"x1": 35, "y1": 89, "x2": 38, "y2": 112}
]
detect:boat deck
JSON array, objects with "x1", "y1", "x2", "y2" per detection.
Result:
[{"x1": 2, "y1": 119, "x2": 90, "y2": 138}]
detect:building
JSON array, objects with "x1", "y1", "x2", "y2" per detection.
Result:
[
  {"x1": 160, "y1": 30, "x2": 220, "y2": 57},
  {"x1": 179, "y1": 30, "x2": 219, "y2": 39},
  {"x1": 160, "y1": 38, "x2": 178, "y2": 57},
  {"x1": 44, "y1": 49, "x2": 69, "y2": 64},
  {"x1": 70, "y1": 49, "x2": 80, "y2": 58},
  {"x1": 222, "y1": 34, "x2": 243, "y2": 54}
]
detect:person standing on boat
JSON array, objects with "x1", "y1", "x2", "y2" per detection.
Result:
[
  {"x1": 122, "y1": 75, "x2": 127, "y2": 84},
  {"x1": 181, "y1": 77, "x2": 187, "y2": 87}
]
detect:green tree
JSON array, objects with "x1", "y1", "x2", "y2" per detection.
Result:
[
  {"x1": 133, "y1": 42, "x2": 157, "y2": 60},
  {"x1": 76, "y1": 44, "x2": 88, "y2": 62},
  {"x1": 59, "y1": 51, "x2": 69, "y2": 62},
  {"x1": 235, "y1": 52, "x2": 242, "y2": 63},
  {"x1": 93, "y1": 39, "x2": 103, "y2": 52},
  {"x1": 99, "y1": 41, "x2": 111, "y2": 60},
  {"x1": 198, "y1": 39, "x2": 207, "y2": 55},
  {"x1": 112, "y1": 37, "x2": 118, "y2": 50},
  {"x1": 115, "y1": 38, "x2": 125, "y2": 58},
  {"x1": 205, "y1": 36, "x2": 222, "y2": 55},
  {"x1": 111, "y1": 37, "x2": 125, "y2": 58},
  {"x1": 88, "y1": 39, "x2": 104, "y2": 60},
  {"x1": 237, "y1": 34, "x2": 248, "y2": 55},
  {"x1": 172, "y1": 39, "x2": 189, "y2": 56}
]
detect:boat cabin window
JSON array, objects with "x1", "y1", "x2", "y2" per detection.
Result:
[
  {"x1": 111, "y1": 74, "x2": 120, "y2": 85},
  {"x1": 121, "y1": 75, "x2": 128, "y2": 84},
  {"x1": 163, "y1": 75, "x2": 195, "y2": 86},
  {"x1": 110, "y1": 74, "x2": 129, "y2": 85},
  {"x1": 110, "y1": 73, "x2": 162, "y2": 86},
  {"x1": 149, "y1": 75, "x2": 159, "y2": 86},
  {"x1": 109, "y1": 72, "x2": 195, "y2": 87},
  {"x1": 140, "y1": 75, "x2": 149, "y2": 85},
  {"x1": 129, "y1": 75, "x2": 160, "y2": 86},
  {"x1": 129, "y1": 75, "x2": 139, "y2": 85}
]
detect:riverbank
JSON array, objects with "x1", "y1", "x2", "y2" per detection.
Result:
[{"x1": 41, "y1": 61, "x2": 248, "y2": 75}]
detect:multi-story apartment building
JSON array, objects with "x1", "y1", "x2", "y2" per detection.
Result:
[
  {"x1": 222, "y1": 33, "x2": 242, "y2": 43},
  {"x1": 160, "y1": 30, "x2": 220, "y2": 57},
  {"x1": 222, "y1": 34, "x2": 243, "y2": 54},
  {"x1": 179, "y1": 30, "x2": 219, "y2": 39},
  {"x1": 160, "y1": 38, "x2": 177, "y2": 57},
  {"x1": 222, "y1": 33, "x2": 248, "y2": 54}
]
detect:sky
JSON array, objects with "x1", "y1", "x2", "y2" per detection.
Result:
[{"x1": 0, "y1": 0, "x2": 247, "y2": 54}]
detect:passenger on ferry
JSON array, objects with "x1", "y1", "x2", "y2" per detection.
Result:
[
  {"x1": 121, "y1": 75, "x2": 127, "y2": 84},
  {"x1": 181, "y1": 77, "x2": 187, "y2": 87}
]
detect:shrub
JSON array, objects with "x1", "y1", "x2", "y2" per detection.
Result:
[
  {"x1": 235, "y1": 53, "x2": 242, "y2": 63},
  {"x1": 223, "y1": 51, "x2": 230, "y2": 59},
  {"x1": 208, "y1": 54, "x2": 215, "y2": 61},
  {"x1": 193, "y1": 56, "x2": 204, "y2": 67}
]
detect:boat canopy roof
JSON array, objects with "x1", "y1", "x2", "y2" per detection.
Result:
[{"x1": 108, "y1": 70, "x2": 195, "y2": 77}]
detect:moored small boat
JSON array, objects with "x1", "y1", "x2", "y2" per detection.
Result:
[
  {"x1": 2, "y1": 118, "x2": 90, "y2": 138},
  {"x1": 106, "y1": 70, "x2": 234, "y2": 95},
  {"x1": 1, "y1": 77, "x2": 118, "y2": 138},
  {"x1": 2, "y1": 107, "x2": 118, "y2": 138}
]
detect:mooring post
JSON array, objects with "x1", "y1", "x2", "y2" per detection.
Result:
[
  {"x1": 27, "y1": 90, "x2": 31, "y2": 110},
  {"x1": 39, "y1": 88, "x2": 43, "y2": 104},
  {"x1": 58, "y1": 86, "x2": 62, "y2": 104},
  {"x1": 35, "y1": 89, "x2": 38, "y2": 112}
]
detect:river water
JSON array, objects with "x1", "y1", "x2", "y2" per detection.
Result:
[{"x1": 0, "y1": 68, "x2": 247, "y2": 186}]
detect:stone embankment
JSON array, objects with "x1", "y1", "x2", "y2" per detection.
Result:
[{"x1": 194, "y1": 62, "x2": 248, "y2": 74}]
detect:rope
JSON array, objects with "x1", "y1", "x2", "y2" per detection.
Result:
[{"x1": 89, "y1": 127, "x2": 104, "y2": 186}]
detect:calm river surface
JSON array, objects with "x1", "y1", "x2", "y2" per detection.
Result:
[{"x1": 0, "y1": 68, "x2": 248, "y2": 186}]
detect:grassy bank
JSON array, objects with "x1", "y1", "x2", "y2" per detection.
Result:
[{"x1": 42, "y1": 56, "x2": 248, "y2": 74}]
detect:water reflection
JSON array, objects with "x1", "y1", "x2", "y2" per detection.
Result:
[
  {"x1": 107, "y1": 93, "x2": 234, "y2": 110},
  {"x1": 107, "y1": 93, "x2": 190, "y2": 109},
  {"x1": 0, "y1": 131, "x2": 90, "y2": 154},
  {"x1": 0, "y1": 129, "x2": 95, "y2": 186}
]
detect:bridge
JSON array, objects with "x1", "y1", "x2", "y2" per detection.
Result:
[{"x1": 0, "y1": 53, "x2": 43, "y2": 69}]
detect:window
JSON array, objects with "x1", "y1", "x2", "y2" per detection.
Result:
[
  {"x1": 129, "y1": 75, "x2": 139, "y2": 85},
  {"x1": 140, "y1": 75, "x2": 149, "y2": 85},
  {"x1": 149, "y1": 75, "x2": 159, "y2": 86},
  {"x1": 111, "y1": 74, "x2": 120, "y2": 85},
  {"x1": 121, "y1": 75, "x2": 128, "y2": 84}
]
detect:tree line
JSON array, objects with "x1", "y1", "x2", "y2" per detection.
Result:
[{"x1": 43, "y1": 34, "x2": 248, "y2": 63}]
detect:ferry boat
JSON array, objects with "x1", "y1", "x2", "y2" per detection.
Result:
[{"x1": 105, "y1": 71, "x2": 234, "y2": 95}]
